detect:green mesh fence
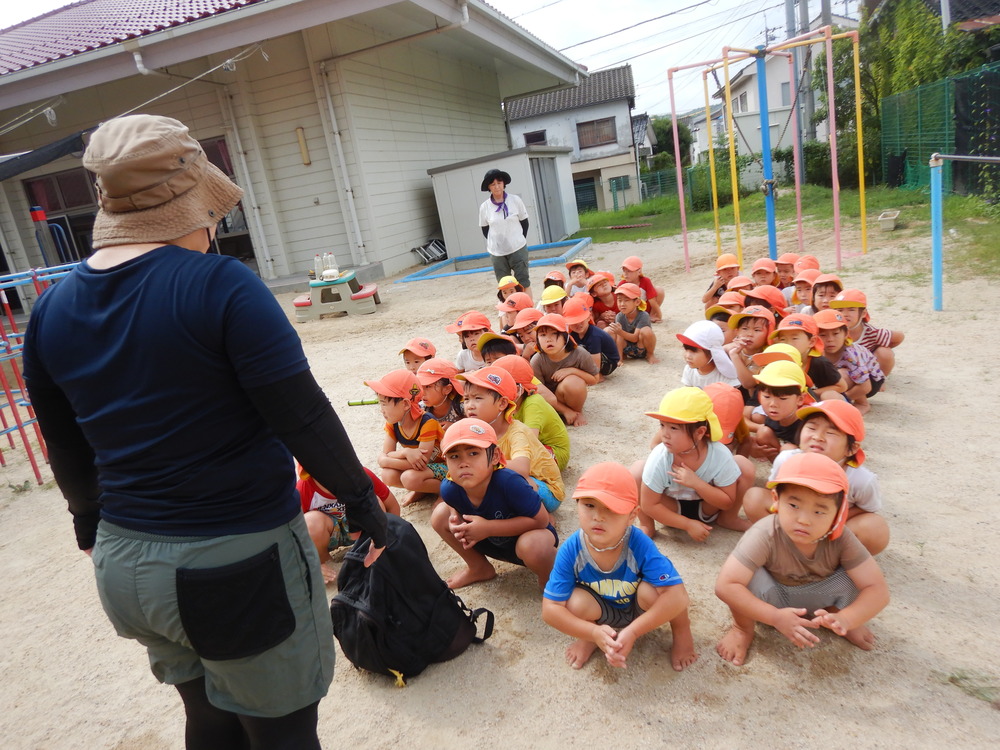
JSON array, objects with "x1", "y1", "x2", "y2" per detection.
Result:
[{"x1": 881, "y1": 61, "x2": 1000, "y2": 194}]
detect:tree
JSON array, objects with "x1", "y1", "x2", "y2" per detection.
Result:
[{"x1": 649, "y1": 116, "x2": 692, "y2": 166}]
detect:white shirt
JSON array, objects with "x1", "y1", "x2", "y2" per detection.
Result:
[
  {"x1": 479, "y1": 192, "x2": 528, "y2": 257},
  {"x1": 681, "y1": 365, "x2": 740, "y2": 388}
]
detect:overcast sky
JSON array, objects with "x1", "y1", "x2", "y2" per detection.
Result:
[{"x1": 1, "y1": 0, "x2": 862, "y2": 115}]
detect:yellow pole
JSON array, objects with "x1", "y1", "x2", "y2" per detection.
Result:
[
  {"x1": 852, "y1": 32, "x2": 867, "y2": 254},
  {"x1": 722, "y1": 51, "x2": 743, "y2": 266},
  {"x1": 702, "y1": 71, "x2": 723, "y2": 255}
]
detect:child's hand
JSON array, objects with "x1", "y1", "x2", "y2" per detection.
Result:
[
  {"x1": 811, "y1": 608, "x2": 851, "y2": 636},
  {"x1": 402, "y1": 447, "x2": 429, "y2": 470},
  {"x1": 550, "y1": 369, "x2": 569, "y2": 383},
  {"x1": 606, "y1": 626, "x2": 638, "y2": 669},
  {"x1": 600, "y1": 311, "x2": 616, "y2": 324},
  {"x1": 448, "y1": 513, "x2": 470, "y2": 544},
  {"x1": 591, "y1": 624, "x2": 618, "y2": 658},
  {"x1": 750, "y1": 441, "x2": 779, "y2": 461},
  {"x1": 773, "y1": 607, "x2": 820, "y2": 648},
  {"x1": 685, "y1": 519, "x2": 712, "y2": 542},
  {"x1": 606, "y1": 322, "x2": 620, "y2": 335},
  {"x1": 668, "y1": 461, "x2": 699, "y2": 488},
  {"x1": 457, "y1": 514, "x2": 489, "y2": 548}
]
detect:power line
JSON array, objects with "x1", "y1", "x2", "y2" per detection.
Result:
[
  {"x1": 558, "y1": 0, "x2": 713, "y2": 52},
  {"x1": 511, "y1": 0, "x2": 567, "y2": 20},
  {"x1": 591, "y1": 1, "x2": 785, "y2": 70}
]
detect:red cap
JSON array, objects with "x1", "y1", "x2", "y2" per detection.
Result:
[
  {"x1": 704, "y1": 383, "x2": 744, "y2": 446},
  {"x1": 364, "y1": 369, "x2": 424, "y2": 420},
  {"x1": 614, "y1": 282, "x2": 642, "y2": 300}
]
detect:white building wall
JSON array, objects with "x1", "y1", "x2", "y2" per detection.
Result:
[{"x1": 508, "y1": 99, "x2": 634, "y2": 163}]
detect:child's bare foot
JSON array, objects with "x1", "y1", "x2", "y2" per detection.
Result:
[
  {"x1": 716, "y1": 516, "x2": 752, "y2": 532},
  {"x1": 565, "y1": 639, "x2": 598, "y2": 669},
  {"x1": 446, "y1": 563, "x2": 496, "y2": 589},
  {"x1": 640, "y1": 521, "x2": 656, "y2": 538},
  {"x1": 564, "y1": 409, "x2": 587, "y2": 426},
  {"x1": 844, "y1": 624, "x2": 876, "y2": 650},
  {"x1": 321, "y1": 562, "x2": 338, "y2": 585},
  {"x1": 671, "y1": 630, "x2": 698, "y2": 671},
  {"x1": 401, "y1": 491, "x2": 431, "y2": 506},
  {"x1": 717, "y1": 623, "x2": 754, "y2": 666},
  {"x1": 646, "y1": 354, "x2": 660, "y2": 364}
]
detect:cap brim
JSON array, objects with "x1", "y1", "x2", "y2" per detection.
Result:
[
  {"x1": 572, "y1": 490, "x2": 636, "y2": 514},
  {"x1": 441, "y1": 436, "x2": 494, "y2": 452},
  {"x1": 766, "y1": 474, "x2": 847, "y2": 494},
  {"x1": 676, "y1": 333, "x2": 707, "y2": 349},
  {"x1": 752, "y1": 351, "x2": 796, "y2": 367}
]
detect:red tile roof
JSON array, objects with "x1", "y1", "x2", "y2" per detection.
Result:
[{"x1": 0, "y1": 0, "x2": 262, "y2": 75}]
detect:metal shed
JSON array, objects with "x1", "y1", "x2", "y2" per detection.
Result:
[{"x1": 427, "y1": 145, "x2": 579, "y2": 261}]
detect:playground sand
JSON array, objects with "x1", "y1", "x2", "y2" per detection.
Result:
[{"x1": 2, "y1": 223, "x2": 999, "y2": 748}]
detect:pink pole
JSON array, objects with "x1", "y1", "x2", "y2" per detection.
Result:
[
  {"x1": 785, "y1": 53, "x2": 805, "y2": 252},
  {"x1": 824, "y1": 28, "x2": 842, "y2": 268},
  {"x1": 667, "y1": 71, "x2": 690, "y2": 273}
]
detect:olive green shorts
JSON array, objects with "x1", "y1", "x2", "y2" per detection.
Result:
[{"x1": 93, "y1": 515, "x2": 334, "y2": 718}]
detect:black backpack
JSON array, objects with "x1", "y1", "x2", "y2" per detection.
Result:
[{"x1": 330, "y1": 514, "x2": 494, "y2": 685}]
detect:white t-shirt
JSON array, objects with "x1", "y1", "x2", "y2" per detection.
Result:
[
  {"x1": 642, "y1": 441, "x2": 741, "y2": 501},
  {"x1": 770, "y1": 449, "x2": 882, "y2": 512},
  {"x1": 681, "y1": 365, "x2": 740, "y2": 388},
  {"x1": 479, "y1": 193, "x2": 528, "y2": 257},
  {"x1": 455, "y1": 348, "x2": 486, "y2": 373}
]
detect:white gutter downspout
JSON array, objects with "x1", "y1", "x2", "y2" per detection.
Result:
[
  {"x1": 317, "y1": 60, "x2": 368, "y2": 268},
  {"x1": 219, "y1": 87, "x2": 276, "y2": 279},
  {"x1": 316, "y1": 2, "x2": 470, "y2": 267}
]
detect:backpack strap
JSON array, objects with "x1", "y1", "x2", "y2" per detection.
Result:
[{"x1": 469, "y1": 607, "x2": 494, "y2": 643}]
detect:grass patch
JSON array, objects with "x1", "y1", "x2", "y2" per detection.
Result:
[
  {"x1": 936, "y1": 670, "x2": 1000, "y2": 709},
  {"x1": 571, "y1": 186, "x2": 997, "y2": 277}
]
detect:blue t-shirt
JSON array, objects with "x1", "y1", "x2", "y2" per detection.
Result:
[
  {"x1": 22, "y1": 246, "x2": 308, "y2": 537},
  {"x1": 544, "y1": 527, "x2": 683, "y2": 608},
  {"x1": 440, "y1": 467, "x2": 556, "y2": 544},
  {"x1": 572, "y1": 323, "x2": 621, "y2": 366}
]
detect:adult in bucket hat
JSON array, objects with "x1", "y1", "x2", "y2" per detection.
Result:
[
  {"x1": 480, "y1": 167, "x2": 532, "y2": 299},
  {"x1": 23, "y1": 114, "x2": 387, "y2": 746}
]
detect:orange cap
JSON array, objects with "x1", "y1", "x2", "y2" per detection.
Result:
[
  {"x1": 399, "y1": 337, "x2": 436, "y2": 358},
  {"x1": 572, "y1": 462, "x2": 638, "y2": 513},
  {"x1": 543, "y1": 269, "x2": 566, "y2": 284},
  {"x1": 457, "y1": 365, "x2": 518, "y2": 401},
  {"x1": 716, "y1": 253, "x2": 740, "y2": 270},
  {"x1": 614, "y1": 282, "x2": 642, "y2": 300},
  {"x1": 752, "y1": 343, "x2": 803, "y2": 368},
  {"x1": 772, "y1": 313, "x2": 819, "y2": 338},
  {"x1": 441, "y1": 417, "x2": 497, "y2": 452},
  {"x1": 796, "y1": 400, "x2": 866, "y2": 465},
  {"x1": 561, "y1": 296, "x2": 593, "y2": 325},
  {"x1": 704, "y1": 383, "x2": 744, "y2": 446},
  {"x1": 621, "y1": 255, "x2": 643, "y2": 271},
  {"x1": 364, "y1": 369, "x2": 424, "y2": 420},
  {"x1": 829, "y1": 288, "x2": 870, "y2": 322},
  {"x1": 768, "y1": 451, "x2": 849, "y2": 495},
  {"x1": 812, "y1": 309, "x2": 849, "y2": 330},
  {"x1": 508, "y1": 307, "x2": 543, "y2": 331},
  {"x1": 767, "y1": 452, "x2": 850, "y2": 539},
  {"x1": 793, "y1": 267, "x2": 821, "y2": 285},
  {"x1": 794, "y1": 254, "x2": 821, "y2": 272},
  {"x1": 743, "y1": 285, "x2": 788, "y2": 316},
  {"x1": 727, "y1": 305, "x2": 775, "y2": 334},
  {"x1": 751, "y1": 257, "x2": 777, "y2": 274},
  {"x1": 536, "y1": 312, "x2": 570, "y2": 334},
  {"x1": 454, "y1": 311, "x2": 493, "y2": 333},
  {"x1": 813, "y1": 273, "x2": 844, "y2": 292},
  {"x1": 415, "y1": 358, "x2": 464, "y2": 395},
  {"x1": 727, "y1": 275, "x2": 754, "y2": 292},
  {"x1": 492, "y1": 354, "x2": 537, "y2": 393},
  {"x1": 495, "y1": 292, "x2": 533, "y2": 313},
  {"x1": 776, "y1": 252, "x2": 800, "y2": 266}
]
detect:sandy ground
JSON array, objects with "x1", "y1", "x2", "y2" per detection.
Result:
[{"x1": 2, "y1": 219, "x2": 1000, "y2": 748}]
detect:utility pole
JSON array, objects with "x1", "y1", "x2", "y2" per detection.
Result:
[
  {"x1": 799, "y1": 0, "x2": 816, "y2": 141},
  {"x1": 941, "y1": 0, "x2": 951, "y2": 33}
]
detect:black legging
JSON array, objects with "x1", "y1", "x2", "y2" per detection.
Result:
[{"x1": 175, "y1": 677, "x2": 321, "y2": 750}]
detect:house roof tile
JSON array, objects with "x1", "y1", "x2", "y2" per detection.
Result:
[
  {"x1": 505, "y1": 64, "x2": 634, "y2": 121},
  {"x1": 0, "y1": 0, "x2": 260, "y2": 75}
]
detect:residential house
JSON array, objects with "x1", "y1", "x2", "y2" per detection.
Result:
[
  {"x1": 679, "y1": 104, "x2": 725, "y2": 165},
  {"x1": 0, "y1": 0, "x2": 584, "y2": 309},
  {"x1": 505, "y1": 65, "x2": 640, "y2": 212},
  {"x1": 631, "y1": 112, "x2": 656, "y2": 170}
]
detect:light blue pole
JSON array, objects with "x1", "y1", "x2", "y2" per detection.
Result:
[
  {"x1": 756, "y1": 46, "x2": 777, "y2": 259},
  {"x1": 930, "y1": 155, "x2": 943, "y2": 311}
]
